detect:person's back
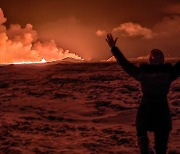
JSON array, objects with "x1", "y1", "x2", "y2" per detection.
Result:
[
  {"x1": 140, "y1": 63, "x2": 172, "y2": 97},
  {"x1": 139, "y1": 64, "x2": 174, "y2": 127},
  {"x1": 137, "y1": 63, "x2": 176, "y2": 154},
  {"x1": 106, "y1": 34, "x2": 180, "y2": 154}
]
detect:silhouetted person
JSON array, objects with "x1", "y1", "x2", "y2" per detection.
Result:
[{"x1": 106, "y1": 34, "x2": 180, "y2": 154}]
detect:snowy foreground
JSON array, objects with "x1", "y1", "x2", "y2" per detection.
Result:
[{"x1": 0, "y1": 62, "x2": 179, "y2": 154}]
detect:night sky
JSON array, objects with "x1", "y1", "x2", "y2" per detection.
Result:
[{"x1": 0, "y1": 0, "x2": 180, "y2": 60}]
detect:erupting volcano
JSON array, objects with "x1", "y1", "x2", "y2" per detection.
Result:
[
  {"x1": 0, "y1": 8, "x2": 83, "y2": 64},
  {"x1": 0, "y1": 1, "x2": 179, "y2": 153}
]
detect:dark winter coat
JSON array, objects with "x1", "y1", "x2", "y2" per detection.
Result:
[{"x1": 111, "y1": 46, "x2": 180, "y2": 132}]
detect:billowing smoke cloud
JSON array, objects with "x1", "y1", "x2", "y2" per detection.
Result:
[
  {"x1": 112, "y1": 22, "x2": 154, "y2": 39},
  {"x1": 0, "y1": 8, "x2": 82, "y2": 64},
  {"x1": 36, "y1": 17, "x2": 108, "y2": 60},
  {"x1": 96, "y1": 30, "x2": 107, "y2": 37},
  {"x1": 36, "y1": 13, "x2": 180, "y2": 60},
  {"x1": 0, "y1": 9, "x2": 6, "y2": 24},
  {"x1": 96, "y1": 22, "x2": 154, "y2": 39},
  {"x1": 97, "y1": 17, "x2": 180, "y2": 58},
  {"x1": 0, "y1": 9, "x2": 6, "y2": 33}
]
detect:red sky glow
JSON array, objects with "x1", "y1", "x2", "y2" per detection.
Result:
[{"x1": 0, "y1": 0, "x2": 180, "y2": 63}]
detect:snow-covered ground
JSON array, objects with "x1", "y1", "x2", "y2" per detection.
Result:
[{"x1": 0, "y1": 61, "x2": 179, "y2": 153}]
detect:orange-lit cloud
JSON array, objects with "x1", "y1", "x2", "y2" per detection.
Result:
[
  {"x1": 1, "y1": 1, "x2": 180, "y2": 60},
  {"x1": 36, "y1": 17, "x2": 108, "y2": 60},
  {"x1": 112, "y1": 22, "x2": 154, "y2": 39},
  {"x1": 97, "y1": 16, "x2": 180, "y2": 58},
  {"x1": 0, "y1": 9, "x2": 6, "y2": 33},
  {"x1": 0, "y1": 8, "x2": 6, "y2": 24},
  {"x1": 96, "y1": 30, "x2": 107, "y2": 37},
  {"x1": 0, "y1": 8, "x2": 82, "y2": 64},
  {"x1": 96, "y1": 22, "x2": 154, "y2": 39}
]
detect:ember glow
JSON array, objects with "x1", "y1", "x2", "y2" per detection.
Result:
[
  {"x1": 0, "y1": 8, "x2": 83, "y2": 64},
  {"x1": 10, "y1": 58, "x2": 47, "y2": 65}
]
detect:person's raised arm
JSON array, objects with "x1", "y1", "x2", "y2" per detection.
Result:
[{"x1": 106, "y1": 34, "x2": 141, "y2": 81}]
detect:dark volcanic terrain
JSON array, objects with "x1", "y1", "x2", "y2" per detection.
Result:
[{"x1": 0, "y1": 62, "x2": 179, "y2": 154}]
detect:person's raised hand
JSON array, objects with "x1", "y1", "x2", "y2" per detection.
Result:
[{"x1": 106, "y1": 33, "x2": 118, "y2": 48}]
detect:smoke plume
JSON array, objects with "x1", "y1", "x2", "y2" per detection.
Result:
[
  {"x1": 0, "y1": 8, "x2": 82, "y2": 64},
  {"x1": 112, "y1": 22, "x2": 154, "y2": 39},
  {"x1": 96, "y1": 17, "x2": 180, "y2": 58}
]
